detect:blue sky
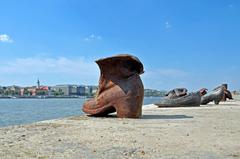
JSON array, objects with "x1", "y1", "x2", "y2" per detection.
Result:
[{"x1": 0, "y1": 0, "x2": 239, "y2": 91}]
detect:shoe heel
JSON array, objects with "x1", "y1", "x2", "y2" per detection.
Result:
[{"x1": 114, "y1": 96, "x2": 143, "y2": 118}]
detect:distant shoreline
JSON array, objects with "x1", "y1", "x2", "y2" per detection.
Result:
[
  {"x1": 0, "y1": 95, "x2": 163, "y2": 99},
  {"x1": 0, "y1": 96, "x2": 91, "y2": 99}
]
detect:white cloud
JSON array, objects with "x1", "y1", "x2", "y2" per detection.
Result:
[
  {"x1": 165, "y1": 22, "x2": 172, "y2": 29},
  {"x1": 0, "y1": 57, "x2": 188, "y2": 89},
  {"x1": 0, "y1": 56, "x2": 100, "y2": 86},
  {"x1": 142, "y1": 68, "x2": 188, "y2": 90},
  {"x1": 0, "y1": 56, "x2": 98, "y2": 75},
  {"x1": 0, "y1": 34, "x2": 13, "y2": 43},
  {"x1": 84, "y1": 34, "x2": 102, "y2": 42}
]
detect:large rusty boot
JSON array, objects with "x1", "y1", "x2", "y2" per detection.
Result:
[{"x1": 82, "y1": 54, "x2": 144, "y2": 118}]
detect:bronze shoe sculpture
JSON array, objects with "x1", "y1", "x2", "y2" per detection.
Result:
[
  {"x1": 155, "y1": 88, "x2": 207, "y2": 107},
  {"x1": 214, "y1": 84, "x2": 233, "y2": 101},
  {"x1": 82, "y1": 54, "x2": 144, "y2": 118},
  {"x1": 201, "y1": 84, "x2": 233, "y2": 105},
  {"x1": 201, "y1": 86, "x2": 224, "y2": 105}
]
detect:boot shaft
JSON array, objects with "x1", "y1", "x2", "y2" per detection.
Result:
[{"x1": 95, "y1": 54, "x2": 144, "y2": 95}]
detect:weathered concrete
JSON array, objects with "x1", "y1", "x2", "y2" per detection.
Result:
[{"x1": 0, "y1": 96, "x2": 240, "y2": 159}]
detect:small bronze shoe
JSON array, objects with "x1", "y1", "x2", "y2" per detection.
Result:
[{"x1": 201, "y1": 86, "x2": 224, "y2": 105}]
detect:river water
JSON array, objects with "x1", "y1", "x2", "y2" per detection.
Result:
[{"x1": 0, "y1": 97, "x2": 161, "y2": 127}]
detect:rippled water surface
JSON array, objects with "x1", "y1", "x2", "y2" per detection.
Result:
[{"x1": 0, "y1": 97, "x2": 161, "y2": 127}]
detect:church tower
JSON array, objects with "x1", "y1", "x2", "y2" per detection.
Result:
[{"x1": 37, "y1": 78, "x2": 40, "y2": 89}]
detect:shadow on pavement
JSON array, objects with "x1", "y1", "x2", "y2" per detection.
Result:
[{"x1": 142, "y1": 114, "x2": 193, "y2": 119}]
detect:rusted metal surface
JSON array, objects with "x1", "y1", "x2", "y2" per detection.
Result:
[
  {"x1": 199, "y1": 88, "x2": 208, "y2": 96},
  {"x1": 82, "y1": 54, "x2": 144, "y2": 118}
]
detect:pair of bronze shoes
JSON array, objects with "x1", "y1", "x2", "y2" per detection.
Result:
[
  {"x1": 82, "y1": 54, "x2": 144, "y2": 118},
  {"x1": 155, "y1": 88, "x2": 208, "y2": 107}
]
